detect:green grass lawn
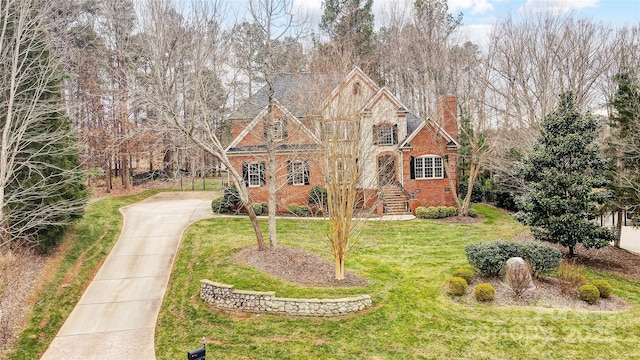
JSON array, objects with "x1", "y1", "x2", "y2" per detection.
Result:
[
  {"x1": 9, "y1": 191, "x2": 160, "y2": 360},
  {"x1": 156, "y1": 205, "x2": 640, "y2": 359}
]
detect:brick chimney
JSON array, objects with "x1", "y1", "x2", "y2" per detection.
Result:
[{"x1": 436, "y1": 96, "x2": 457, "y2": 142}]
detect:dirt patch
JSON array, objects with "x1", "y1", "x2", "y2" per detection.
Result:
[
  {"x1": 456, "y1": 275, "x2": 631, "y2": 311},
  {"x1": 0, "y1": 248, "x2": 48, "y2": 353},
  {"x1": 234, "y1": 245, "x2": 368, "y2": 288}
]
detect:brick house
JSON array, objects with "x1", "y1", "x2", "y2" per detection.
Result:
[{"x1": 225, "y1": 67, "x2": 459, "y2": 215}]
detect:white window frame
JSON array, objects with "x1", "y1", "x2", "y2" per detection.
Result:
[
  {"x1": 291, "y1": 160, "x2": 306, "y2": 185},
  {"x1": 248, "y1": 162, "x2": 262, "y2": 187},
  {"x1": 378, "y1": 125, "x2": 394, "y2": 145},
  {"x1": 414, "y1": 155, "x2": 443, "y2": 179}
]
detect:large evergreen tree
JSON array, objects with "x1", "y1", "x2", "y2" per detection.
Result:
[
  {"x1": 605, "y1": 72, "x2": 640, "y2": 242},
  {"x1": 515, "y1": 92, "x2": 615, "y2": 256},
  {"x1": 319, "y1": 0, "x2": 376, "y2": 75},
  {"x1": 1, "y1": 0, "x2": 88, "y2": 250}
]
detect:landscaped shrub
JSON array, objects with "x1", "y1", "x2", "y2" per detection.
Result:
[
  {"x1": 287, "y1": 204, "x2": 310, "y2": 217},
  {"x1": 416, "y1": 206, "x2": 457, "y2": 219},
  {"x1": 459, "y1": 181, "x2": 484, "y2": 203},
  {"x1": 465, "y1": 240, "x2": 520, "y2": 276},
  {"x1": 452, "y1": 268, "x2": 475, "y2": 284},
  {"x1": 252, "y1": 202, "x2": 268, "y2": 216},
  {"x1": 308, "y1": 185, "x2": 327, "y2": 212},
  {"x1": 211, "y1": 196, "x2": 230, "y2": 214},
  {"x1": 467, "y1": 208, "x2": 478, "y2": 218},
  {"x1": 465, "y1": 240, "x2": 561, "y2": 277},
  {"x1": 447, "y1": 277, "x2": 468, "y2": 296},
  {"x1": 578, "y1": 284, "x2": 600, "y2": 304},
  {"x1": 474, "y1": 283, "x2": 496, "y2": 302},
  {"x1": 591, "y1": 280, "x2": 612, "y2": 298},
  {"x1": 556, "y1": 261, "x2": 587, "y2": 296},
  {"x1": 519, "y1": 241, "x2": 562, "y2": 277}
]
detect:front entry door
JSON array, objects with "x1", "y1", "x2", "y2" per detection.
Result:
[{"x1": 378, "y1": 155, "x2": 396, "y2": 186}]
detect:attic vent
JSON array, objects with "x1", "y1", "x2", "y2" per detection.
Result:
[{"x1": 353, "y1": 81, "x2": 361, "y2": 95}]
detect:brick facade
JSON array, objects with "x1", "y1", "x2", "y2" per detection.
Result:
[{"x1": 226, "y1": 68, "x2": 459, "y2": 215}]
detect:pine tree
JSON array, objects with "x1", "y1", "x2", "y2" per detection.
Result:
[
  {"x1": 515, "y1": 92, "x2": 615, "y2": 256},
  {"x1": 1, "y1": 0, "x2": 88, "y2": 250}
]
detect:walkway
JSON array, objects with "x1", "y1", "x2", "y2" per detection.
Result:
[{"x1": 41, "y1": 192, "x2": 215, "y2": 360}]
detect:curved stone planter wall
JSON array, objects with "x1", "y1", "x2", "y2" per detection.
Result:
[{"x1": 200, "y1": 280, "x2": 372, "y2": 317}]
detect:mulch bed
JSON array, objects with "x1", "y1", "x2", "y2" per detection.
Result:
[
  {"x1": 514, "y1": 231, "x2": 640, "y2": 282},
  {"x1": 233, "y1": 245, "x2": 368, "y2": 288},
  {"x1": 456, "y1": 275, "x2": 631, "y2": 311}
]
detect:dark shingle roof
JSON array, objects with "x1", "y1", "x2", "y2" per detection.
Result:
[
  {"x1": 229, "y1": 73, "x2": 343, "y2": 120},
  {"x1": 227, "y1": 144, "x2": 319, "y2": 153}
]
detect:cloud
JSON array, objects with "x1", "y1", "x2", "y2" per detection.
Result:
[
  {"x1": 455, "y1": 24, "x2": 494, "y2": 49},
  {"x1": 520, "y1": 0, "x2": 600, "y2": 14},
  {"x1": 449, "y1": 0, "x2": 495, "y2": 14}
]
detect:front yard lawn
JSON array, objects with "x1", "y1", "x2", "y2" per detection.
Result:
[{"x1": 156, "y1": 205, "x2": 640, "y2": 359}]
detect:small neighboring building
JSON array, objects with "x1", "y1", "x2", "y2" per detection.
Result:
[{"x1": 225, "y1": 67, "x2": 459, "y2": 215}]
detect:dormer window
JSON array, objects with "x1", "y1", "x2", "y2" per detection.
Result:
[{"x1": 373, "y1": 124, "x2": 398, "y2": 145}]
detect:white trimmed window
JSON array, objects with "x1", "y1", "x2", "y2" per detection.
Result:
[
  {"x1": 413, "y1": 155, "x2": 443, "y2": 179},
  {"x1": 248, "y1": 162, "x2": 262, "y2": 187},
  {"x1": 288, "y1": 160, "x2": 309, "y2": 185}
]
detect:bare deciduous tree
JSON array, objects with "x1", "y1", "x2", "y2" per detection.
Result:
[
  {"x1": 137, "y1": 0, "x2": 268, "y2": 249},
  {"x1": 1, "y1": 0, "x2": 87, "y2": 248}
]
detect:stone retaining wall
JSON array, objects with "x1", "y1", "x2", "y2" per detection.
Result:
[{"x1": 200, "y1": 280, "x2": 372, "y2": 317}]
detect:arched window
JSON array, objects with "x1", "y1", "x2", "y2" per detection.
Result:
[{"x1": 410, "y1": 155, "x2": 443, "y2": 179}]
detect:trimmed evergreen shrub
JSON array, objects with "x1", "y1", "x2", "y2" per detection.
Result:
[
  {"x1": 578, "y1": 284, "x2": 600, "y2": 304},
  {"x1": 287, "y1": 204, "x2": 310, "y2": 217},
  {"x1": 211, "y1": 196, "x2": 229, "y2": 214},
  {"x1": 591, "y1": 280, "x2": 612, "y2": 298},
  {"x1": 416, "y1": 206, "x2": 457, "y2": 219},
  {"x1": 519, "y1": 241, "x2": 562, "y2": 277},
  {"x1": 447, "y1": 277, "x2": 468, "y2": 296},
  {"x1": 452, "y1": 268, "x2": 475, "y2": 284},
  {"x1": 252, "y1": 202, "x2": 268, "y2": 216},
  {"x1": 467, "y1": 208, "x2": 478, "y2": 218},
  {"x1": 465, "y1": 240, "x2": 560, "y2": 277},
  {"x1": 465, "y1": 240, "x2": 519, "y2": 276},
  {"x1": 474, "y1": 283, "x2": 496, "y2": 302}
]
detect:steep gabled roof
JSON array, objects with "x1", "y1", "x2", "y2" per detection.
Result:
[
  {"x1": 225, "y1": 99, "x2": 321, "y2": 153},
  {"x1": 229, "y1": 73, "x2": 343, "y2": 120},
  {"x1": 400, "y1": 118, "x2": 460, "y2": 149}
]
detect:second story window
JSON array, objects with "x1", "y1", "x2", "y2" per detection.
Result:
[
  {"x1": 373, "y1": 124, "x2": 398, "y2": 145},
  {"x1": 264, "y1": 117, "x2": 288, "y2": 141}
]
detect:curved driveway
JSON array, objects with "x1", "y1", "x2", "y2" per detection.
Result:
[{"x1": 41, "y1": 192, "x2": 216, "y2": 360}]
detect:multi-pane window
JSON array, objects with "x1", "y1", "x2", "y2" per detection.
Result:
[
  {"x1": 322, "y1": 120, "x2": 358, "y2": 141},
  {"x1": 247, "y1": 162, "x2": 263, "y2": 187},
  {"x1": 373, "y1": 124, "x2": 397, "y2": 145},
  {"x1": 288, "y1": 160, "x2": 309, "y2": 185},
  {"x1": 414, "y1": 155, "x2": 443, "y2": 179},
  {"x1": 273, "y1": 118, "x2": 285, "y2": 140}
]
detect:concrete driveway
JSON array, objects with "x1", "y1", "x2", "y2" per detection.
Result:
[{"x1": 41, "y1": 192, "x2": 215, "y2": 360}]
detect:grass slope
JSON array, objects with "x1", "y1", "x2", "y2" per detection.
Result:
[
  {"x1": 157, "y1": 205, "x2": 640, "y2": 359},
  {"x1": 10, "y1": 191, "x2": 159, "y2": 360}
]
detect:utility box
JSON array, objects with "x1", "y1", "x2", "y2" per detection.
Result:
[{"x1": 187, "y1": 344, "x2": 206, "y2": 360}]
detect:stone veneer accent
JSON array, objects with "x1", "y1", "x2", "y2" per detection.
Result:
[{"x1": 200, "y1": 280, "x2": 372, "y2": 317}]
